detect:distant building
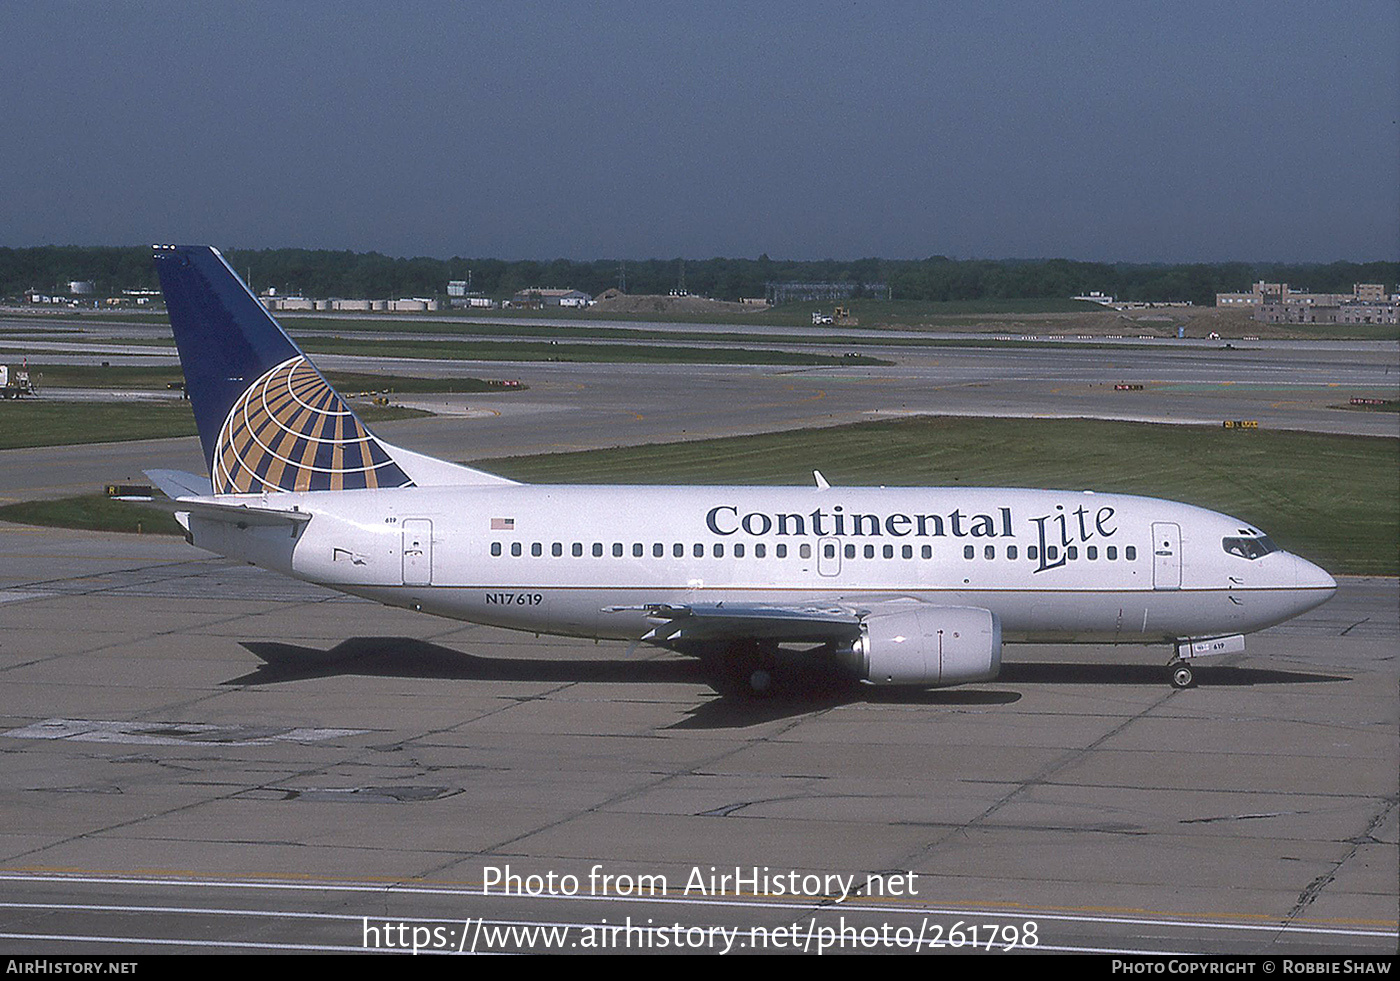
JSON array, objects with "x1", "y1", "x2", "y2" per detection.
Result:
[
  {"x1": 1216, "y1": 281, "x2": 1385, "y2": 308},
  {"x1": 68, "y1": 280, "x2": 95, "y2": 295},
  {"x1": 1073, "y1": 291, "x2": 1116, "y2": 305},
  {"x1": 261, "y1": 295, "x2": 313, "y2": 311},
  {"x1": 511, "y1": 288, "x2": 592, "y2": 308},
  {"x1": 1255, "y1": 299, "x2": 1397, "y2": 325},
  {"x1": 764, "y1": 281, "x2": 890, "y2": 304},
  {"x1": 388, "y1": 298, "x2": 441, "y2": 312}
]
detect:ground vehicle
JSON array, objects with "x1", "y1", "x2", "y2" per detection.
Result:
[{"x1": 0, "y1": 364, "x2": 36, "y2": 399}]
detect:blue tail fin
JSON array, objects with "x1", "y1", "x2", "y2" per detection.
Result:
[{"x1": 153, "y1": 245, "x2": 414, "y2": 494}]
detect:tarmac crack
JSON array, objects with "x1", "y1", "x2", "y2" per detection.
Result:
[
  {"x1": 419, "y1": 698, "x2": 841, "y2": 880},
  {"x1": 886, "y1": 687, "x2": 1180, "y2": 873},
  {"x1": 1272, "y1": 794, "x2": 1398, "y2": 942}
]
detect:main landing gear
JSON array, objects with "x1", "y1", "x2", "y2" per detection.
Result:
[{"x1": 711, "y1": 640, "x2": 780, "y2": 698}]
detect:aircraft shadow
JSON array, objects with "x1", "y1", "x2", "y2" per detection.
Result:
[
  {"x1": 233, "y1": 637, "x2": 704, "y2": 686},
  {"x1": 229, "y1": 637, "x2": 1022, "y2": 728},
  {"x1": 668, "y1": 684, "x2": 1021, "y2": 730},
  {"x1": 227, "y1": 640, "x2": 1349, "y2": 730},
  {"x1": 997, "y1": 662, "x2": 1350, "y2": 686}
]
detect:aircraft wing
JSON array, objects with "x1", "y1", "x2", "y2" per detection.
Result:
[{"x1": 609, "y1": 601, "x2": 865, "y2": 646}]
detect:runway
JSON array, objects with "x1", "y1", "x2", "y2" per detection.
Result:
[
  {"x1": 0, "y1": 524, "x2": 1394, "y2": 954},
  {"x1": 1, "y1": 336, "x2": 1396, "y2": 503}
]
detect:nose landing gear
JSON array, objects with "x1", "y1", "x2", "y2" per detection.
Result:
[{"x1": 1169, "y1": 663, "x2": 1194, "y2": 689}]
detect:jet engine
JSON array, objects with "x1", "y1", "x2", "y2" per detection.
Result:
[{"x1": 841, "y1": 605, "x2": 1001, "y2": 685}]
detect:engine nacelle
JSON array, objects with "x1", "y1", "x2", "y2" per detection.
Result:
[{"x1": 842, "y1": 605, "x2": 1001, "y2": 686}]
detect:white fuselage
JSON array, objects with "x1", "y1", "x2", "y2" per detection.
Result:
[{"x1": 186, "y1": 484, "x2": 1336, "y2": 646}]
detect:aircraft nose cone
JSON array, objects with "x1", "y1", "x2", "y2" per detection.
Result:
[{"x1": 1293, "y1": 553, "x2": 1337, "y2": 594}]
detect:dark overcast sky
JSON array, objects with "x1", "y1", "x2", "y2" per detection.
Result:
[{"x1": 3, "y1": 0, "x2": 1397, "y2": 262}]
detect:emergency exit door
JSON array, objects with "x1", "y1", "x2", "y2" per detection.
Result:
[
  {"x1": 1151, "y1": 521, "x2": 1181, "y2": 590},
  {"x1": 402, "y1": 519, "x2": 433, "y2": 586}
]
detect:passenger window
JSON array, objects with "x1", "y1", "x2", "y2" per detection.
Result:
[
  {"x1": 653, "y1": 543, "x2": 664, "y2": 558},
  {"x1": 633, "y1": 543, "x2": 643, "y2": 557},
  {"x1": 863, "y1": 544, "x2": 874, "y2": 559},
  {"x1": 674, "y1": 543, "x2": 684, "y2": 558},
  {"x1": 1028, "y1": 546, "x2": 1038, "y2": 560},
  {"x1": 1125, "y1": 546, "x2": 1137, "y2": 560},
  {"x1": 845, "y1": 544, "x2": 857, "y2": 559},
  {"x1": 902, "y1": 545, "x2": 912, "y2": 559},
  {"x1": 921, "y1": 545, "x2": 932, "y2": 559},
  {"x1": 572, "y1": 543, "x2": 583, "y2": 557},
  {"x1": 1007, "y1": 545, "x2": 1018, "y2": 559},
  {"x1": 776, "y1": 544, "x2": 787, "y2": 558},
  {"x1": 884, "y1": 544, "x2": 894, "y2": 559},
  {"x1": 964, "y1": 545, "x2": 975, "y2": 559},
  {"x1": 490, "y1": 542, "x2": 502, "y2": 556},
  {"x1": 1107, "y1": 546, "x2": 1117, "y2": 560},
  {"x1": 592, "y1": 543, "x2": 603, "y2": 557},
  {"x1": 552, "y1": 542, "x2": 563, "y2": 557},
  {"x1": 824, "y1": 543, "x2": 835, "y2": 558},
  {"x1": 800, "y1": 544, "x2": 812, "y2": 559},
  {"x1": 735, "y1": 543, "x2": 745, "y2": 558},
  {"x1": 693, "y1": 543, "x2": 704, "y2": 558},
  {"x1": 713, "y1": 543, "x2": 724, "y2": 558},
  {"x1": 613, "y1": 543, "x2": 623, "y2": 557},
  {"x1": 984, "y1": 545, "x2": 995, "y2": 560},
  {"x1": 532, "y1": 543, "x2": 542, "y2": 557},
  {"x1": 755, "y1": 543, "x2": 766, "y2": 558},
  {"x1": 511, "y1": 543, "x2": 522, "y2": 557},
  {"x1": 1087, "y1": 545, "x2": 1097, "y2": 560},
  {"x1": 1067, "y1": 546, "x2": 1077, "y2": 560},
  {"x1": 1047, "y1": 546, "x2": 1058, "y2": 560}
]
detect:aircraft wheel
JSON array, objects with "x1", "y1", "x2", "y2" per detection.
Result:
[
  {"x1": 746, "y1": 666, "x2": 774, "y2": 695},
  {"x1": 1170, "y1": 664, "x2": 1194, "y2": 689},
  {"x1": 712, "y1": 642, "x2": 779, "y2": 698}
]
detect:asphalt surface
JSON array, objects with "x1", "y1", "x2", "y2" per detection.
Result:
[{"x1": 0, "y1": 526, "x2": 1394, "y2": 954}]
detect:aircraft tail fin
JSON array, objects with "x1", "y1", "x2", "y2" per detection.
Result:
[{"x1": 152, "y1": 245, "x2": 515, "y2": 494}]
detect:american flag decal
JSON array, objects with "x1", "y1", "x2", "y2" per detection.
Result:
[{"x1": 491, "y1": 518, "x2": 515, "y2": 530}]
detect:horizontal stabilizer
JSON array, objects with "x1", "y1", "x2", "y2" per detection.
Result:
[
  {"x1": 145, "y1": 469, "x2": 213, "y2": 500},
  {"x1": 178, "y1": 499, "x2": 313, "y2": 529}
]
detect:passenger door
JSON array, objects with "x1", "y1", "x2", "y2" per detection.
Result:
[{"x1": 1151, "y1": 521, "x2": 1181, "y2": 590}]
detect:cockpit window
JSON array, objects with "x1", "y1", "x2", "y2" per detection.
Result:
[{"x1": 1222, "y1": 536, "x2": 1278, "y2": 560}]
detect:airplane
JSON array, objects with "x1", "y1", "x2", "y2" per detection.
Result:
[{"x1": 146, "y1": 244, "x2": 1337, "y2": 696}]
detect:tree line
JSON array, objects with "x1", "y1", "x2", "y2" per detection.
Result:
[{"x1": 2, "y1": 246, "x2": 1394, "y2": 307}]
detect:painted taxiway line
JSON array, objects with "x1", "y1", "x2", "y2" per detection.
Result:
[{"x1": 1, "y1": 872, "x2": 1392, "y2": 942}]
